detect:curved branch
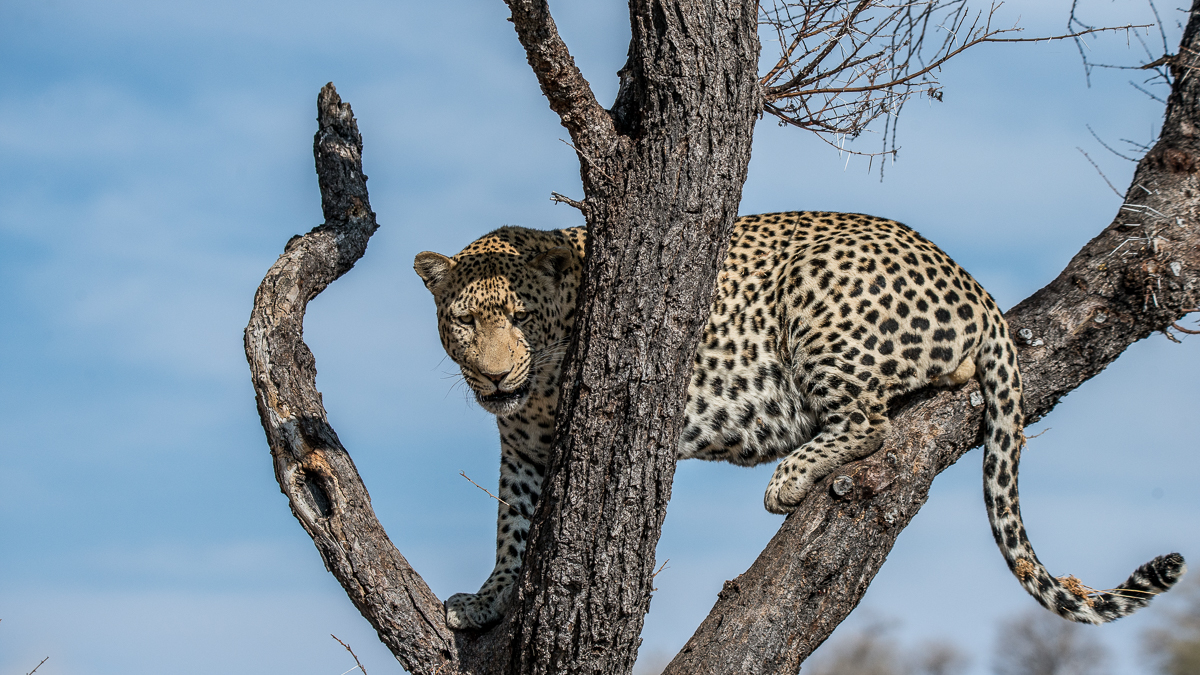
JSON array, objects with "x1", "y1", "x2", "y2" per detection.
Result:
[
  {"x1": 244, "y1": 83, "x2": 458, "y2": 675},
  {"x1": 664, "y1": 3, "x2": 1200, "y2": 672}
]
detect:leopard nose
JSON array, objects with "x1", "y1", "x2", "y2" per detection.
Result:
[{"x1": 482, "y1": 369, "x2": 511, "y2": 385}]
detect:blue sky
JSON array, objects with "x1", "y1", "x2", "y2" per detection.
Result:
[{"x1": 1, "y1": 1, "x2": 1197, "y2": 674}]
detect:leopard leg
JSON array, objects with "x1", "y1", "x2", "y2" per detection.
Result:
[
  {"x1": 445, "y1": 443, "x2": 543, "y2": 629},
  {"x1": 764, "y1": 389, "x2": 889, "y2": 514}
]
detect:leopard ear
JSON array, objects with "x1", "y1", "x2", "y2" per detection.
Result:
[
  {"x1": 414, "y1": 252, "x2": 455, "y2": 292},
  {"x1": 529, "y1": 246, "x2": 576, "y2": 283}
]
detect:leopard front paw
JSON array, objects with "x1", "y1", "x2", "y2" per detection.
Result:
[
  {"x1": 764, "y1": 461, "x2": 815, "y2": 514},
  {"x1": 445, "y1": 592, "x2": 497, "y2": 630}
]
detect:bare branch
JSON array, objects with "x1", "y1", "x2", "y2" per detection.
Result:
[
  {"x1": 550, "y1": 191, "x2": 585, "y2": 211},
  {"x1": 760, "y1": 1, "x2": 1147, "y2": 157},
  {"x1": 986, "y1": 25, "x2": 1151, "y2": 43},
  {"x1": 1077, "y1": 147, "x2": 1125, "y2": 198},
  {"x1": 244, "y1": 83, "x2": 458, "y2": 675},
  {"x1": 460, "y1": 471, "x2": 514, "y2": 507},
  {"x1": 1087, "y1": 124, "x2": 1142, "y2": 162}
]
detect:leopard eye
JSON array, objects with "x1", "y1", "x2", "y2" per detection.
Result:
[
  {"x1": 456, "y1": 313, "x2": 475, "y2": 326},
  {"x1": 513, "y1": 311, "x2": 529, "y2": 323}
]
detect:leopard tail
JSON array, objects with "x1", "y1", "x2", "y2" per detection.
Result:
[{"x1": 979, "y1": 328, "x2": 1185, "y2": 623}]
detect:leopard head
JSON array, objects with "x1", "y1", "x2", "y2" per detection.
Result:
[{"x1": 414, "y1": 229, "x2": 579, "y2": 416}]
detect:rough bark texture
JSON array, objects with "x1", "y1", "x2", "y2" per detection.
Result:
[{"x1": 244, "y1": 4, "x2": 1200, "y2": 675}]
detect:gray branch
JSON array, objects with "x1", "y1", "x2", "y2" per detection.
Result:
[{"x1": 244, "y1": 83, "x2": 458, "y2": 675}]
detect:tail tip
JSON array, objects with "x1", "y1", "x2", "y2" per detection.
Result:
[
  {"x1": 1150, "y1": 552, "x2": 1187, "y2": 588},
  {"x1": 1083, "y1": 552, "x2": 1187, "y2": 623}
]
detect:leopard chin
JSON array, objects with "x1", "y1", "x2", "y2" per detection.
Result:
[{"x1": 475, "y1": 381, "x2": 532, "y2": 416}]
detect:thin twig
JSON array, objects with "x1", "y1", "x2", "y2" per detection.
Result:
[
  {"x1": 460, "y1": 471, "x2": 513, "y2": 507},
  {"x1": 1130, "y1": 79, "x2": 1167, "y2": 104},
  {"x1": 651, "y1": 558, "x2": 670, "y2": 591},
  {"x1": 771, "y1": 24, "x2": 1147, "y2": 100},
  {"x1": 332, "y1": 634, "x2": 369, "y2": 675},
  {"x1": 560, "y1": 139, "x2": 613, "y2": 182},
  {"x1": 550, "y1": 192, "x2": 585, "y2": 211},
  {"x1": 652, "y1": 559, "x2": 671, "y2": 580},
  {"x1": 987, "y1": 24, "x2": 1150, "y2": 43},
  {"x1": 1087, "y1": 124, "x2": 1140, "y2": 162},
  {"x1": 26, "y1": 657, "x2": 49, "y2": 675},
  {"x1": 1142, "y1": 53, "x2": 1176, "y2": 70},
  {"x1": 1077, "y1": 148, "x2": 1124, "y2": 198}
]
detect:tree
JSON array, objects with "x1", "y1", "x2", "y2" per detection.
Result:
[
  {"x1": 1144, "y1": 578, "x2": 1200, "y2": 675},
  {"x1": 244, "y1": 1, "x2": 1200, "y2": 674},
  {"x1": 805, "y1": 623, "x2": 968, "y2": 675},
  {"x1": 807, "y1": 626, "x2": 905, "y2": 675},
  {"x1": 992, "y1": 611, "x2": 1110, "y2": 675}
]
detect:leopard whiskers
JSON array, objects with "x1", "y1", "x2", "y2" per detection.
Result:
[
  {"x1": 441, "y1": 369, "x2": 473, "y2": 404},
  {"x1": 530, "y1": 338, "x2": 570, "y2": 369}
]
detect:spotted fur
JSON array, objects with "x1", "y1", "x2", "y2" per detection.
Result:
[{"x1": 415, "y1": 211, "x2": 1185, "y2": 630}]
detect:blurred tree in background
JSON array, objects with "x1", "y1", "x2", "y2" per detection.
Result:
[
  {"x1": 991, "y1": 610, "x2": 1109, "y2": 675},
  {"x1": 804, "y1": 622, "x2": 969, "y2": 675},
  {"x1": 1145, "y1": 578, "x2": 1200, "y2": 675}
]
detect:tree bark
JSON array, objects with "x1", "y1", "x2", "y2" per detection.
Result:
[{"x1": 244, "y1": 3, "x2": 1200, "y2": 675}]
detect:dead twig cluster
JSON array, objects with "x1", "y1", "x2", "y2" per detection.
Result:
[
  {"x1": 760, "y1": 1, "x2": 1146, "y2": 162},
  {"x1": 1070, "y1": 0, "x2": 1177, "y2": 91}
]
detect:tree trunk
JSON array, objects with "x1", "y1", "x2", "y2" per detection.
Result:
[
  {"x1": 486, "y1": 2, "x2": 761, "y2": 673},
  {"x1": 244, "y1": 2, "x2": 1200, "y2": 675}
]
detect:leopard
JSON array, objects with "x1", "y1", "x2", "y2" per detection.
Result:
[{"x1": 414, "y1": 211, "x2": 1185, "y2": 630}]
